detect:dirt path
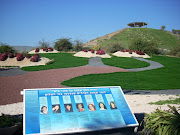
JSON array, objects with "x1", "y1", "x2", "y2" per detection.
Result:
[{"x1": 0, "y1": 66, "x2": 128, "y2": 105}]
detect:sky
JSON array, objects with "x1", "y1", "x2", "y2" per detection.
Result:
[{"x1": 0, "y1": 0, "x2": 180, "y2": 47}]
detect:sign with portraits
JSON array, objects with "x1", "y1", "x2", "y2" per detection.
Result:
[{"x1": 23, "y1": 86, "x2": 138, "y2": 135}]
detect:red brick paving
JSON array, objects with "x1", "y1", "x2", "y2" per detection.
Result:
[{"x1": 0, "y1": 66, "x2": 129, "y2": 105}]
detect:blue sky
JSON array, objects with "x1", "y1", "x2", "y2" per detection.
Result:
[{"x1": 0, "y1": 0, "x2": 180, "y2": 46}]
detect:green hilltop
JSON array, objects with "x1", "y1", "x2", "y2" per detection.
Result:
[{"x1": 94, "y1": 28, "x2": 179, "y2": 50}]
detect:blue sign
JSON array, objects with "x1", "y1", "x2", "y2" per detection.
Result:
[{"x1": 23, "y1": 86, "x2": 139, "y2": 135}]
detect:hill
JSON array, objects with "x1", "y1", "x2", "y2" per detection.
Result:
[
  {"x1": 11, "y1": 46, "x2": 34, "y2": 53},
  {"x1": 85, "y1": 28, "x2": 179, "y2": 50}
]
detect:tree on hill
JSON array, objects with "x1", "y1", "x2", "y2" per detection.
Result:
[
  {"x1": 161, "y1": 26, "x2": 166, "y2": 31},
  {"x1": 0, "y1": 43, "x2": 16, "y2": 54},
  {"x1": 54, "y1": 38, "x2": 73, "y2": 52},
  {"x1": 39, "y1": 39, "x2": 49, "y2": 48}
]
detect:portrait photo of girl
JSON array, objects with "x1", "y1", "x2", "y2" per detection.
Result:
[{"x1": 99, "y1": 102, "x2": 107, "y2": 110}]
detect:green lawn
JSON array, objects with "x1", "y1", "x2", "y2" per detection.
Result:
[
  {"x1": 62, "y1": 55, "x2": 180, "y2": 90},
  {"x1": 102, "y1": 56, "x2": 150, "y2": 69},
  {"x1": 21, "y1": 53, "x2": 88, "y2": 71}
]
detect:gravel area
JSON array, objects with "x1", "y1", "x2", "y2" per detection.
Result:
[
  {"x1": 0, "y1": 94, "x2": 179, "y2": 115},
  {"x1": 74, "y1": 51, "x2": 111, "y2": 58}
]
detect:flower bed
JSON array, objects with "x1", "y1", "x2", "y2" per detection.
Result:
[
  {"x1": 35, "y1": 48, "x2": 39, "y2": 52},
  {"x1": 8, "y1": 53, "x2": 14, "y2": 58},
  {"x1": 30, "y1": 54, "x2": 39, "y2": 62},
  {"x1": 16, "y1": 53, "x2": 24, "y2": 61},
  {"x1": 0, "y1": 53, "x2": 8, "y2": 61},
  {"x1": 25, "y1": 54, "x2": 31, "y2": 58}
]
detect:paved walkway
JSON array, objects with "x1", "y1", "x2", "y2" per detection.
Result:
[
  {"x1": 0, "y1": 66, "x2": 129, "y2": 105},
  {"x1": 128, "y1": 57, "x2": 164, "y2": 72},
  {"x1": 0, "y1": 67, "x2": 27, "y2": 77},
  {"x1": 1, "y1": 57, "x2": 179, "y2": 106},
  {"x1": 86, "y1": 57, "x2": 108, "y2": 67}
]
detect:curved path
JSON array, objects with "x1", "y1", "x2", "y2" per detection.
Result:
[
  {"x1": 0, "y1": 57, "x2": 174, "y2": 106},
  {"x1": 128, "y1": 57, "x2": 164, "y2": 72},
  {"x1": 0, "y1": 66, "x2": 129, "y2": 105},
  {"x1": 0, "y1": 67, "x2": 27, "y2": 77}
]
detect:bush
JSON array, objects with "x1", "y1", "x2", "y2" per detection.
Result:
[
  {"x1": 43, "y1": 48, "x2": 48, "y2": 51},
  {"x1": 35, "y1": 48, "x2": 39, "y2": 52},
  {"x1": 33, "y1": 54, "x2": 39, "y2": 58},
  {"x1": 129, "y1": 37, "x2": 159, "y2": 55},
  {"x1": 141, "y1": 105, "x2": 180, "y2": 135},
  {"x1": 169, "y1": 41, "x2": 180, "y2": 57},
  {"x1": 96, "y1": 49, "x2": 105, "y2": 55},
  {"x1": 0, "y1": 43, "x2": 16, "y2": 54},
  {"x1": 30, "y1": 54, "x2": 39, "y2": 62},
  {"x1": 107, "y1": 43, "x2": 125, "y2": 53},
  {"x1": 16, "y1": 53, "x2": 24, "y2": 61},
  {"x1": 48, "y1": 47, "x2": 53, "y2": 51},
  {"x1": 92, "y1": 45, "x2": 101, "y2": 51},
  {"x1": 0, "y1": 53, "x2": 8, "y2": 61},
  {"x1": 82, "y1": 49, "x2": 87, "y2": 52},
  {"x1": 0, "y1": 114, "x2": 21, "y2": 128},
  {"x1": 8, "y1": 53, "x2": 14, "y2": 58},
  {"x1": 25, "y1": 54, "x2": 31, "y2": 58},
  {"x1": 54, "y1": 38, "x2": 73, "y2": 52}
]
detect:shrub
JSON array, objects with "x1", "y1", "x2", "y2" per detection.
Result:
[
  {"x1": 141, "y1": 105, "x2": 180, "y2": 135},
  {"x1": 96, "y1": 50, "x2": 105, "y2": 55},
  {"x1": 0, "y1": 44, "x2": 16, "y2": 54},
  {"x1": 16, "y1": 53, "x2": 24, "y2": 61},
  {"x1": 30, "y1": 54, "x2": 39, "y2": 62},
  {"x1": 30, "y1": 57, "x2": 38, "y2": 62},
  {"x1": 35, "y1": 48, "x2": 39, "y2": 52},
  {"x1": 25, "y1": 54, "x2": 31, "y2": 58},
  {"x1": 0, "y1": 114, "x2": 21, "y2": 128},
  {"x1": 82, "y1": 49, "x2": 87, "y2": 52},
  {"x1": 129, "y1": 37, "x2": 159, "y2": 55},
  {"x1": 0, "y1": 53, "x2": 8, "y2": 61},
  {"x1": 169, "y1": 41, "x2": 180, "y2": 57},
  {"x1": 54, "y1": 38, "x2": 73, "y2": 52},
  {"x1": 33, "y1": 54, "x2": 39, "y2": 58},
  {"x1": 48, "y1": 47, "x2": 53, "y2": 51},
  {"x1": 107, "y1": 43, "x2": 125, "y2": 53},
  {"x1": 8, "y1": 53, "x2": 14, "y2": 58},
  {"x1": 92, "y1": 45, "x2": 101, "y2": 51},
  {"x1": 43, "y1": 48, "x2": 47, "y2": 51},
  {"x1": 91, "y1": 49, "x2": 94, "y2": 53}
]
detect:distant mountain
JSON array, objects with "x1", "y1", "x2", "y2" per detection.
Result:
[{"x1": 11, "y1": 46, "x2": 35, "y2": 53}]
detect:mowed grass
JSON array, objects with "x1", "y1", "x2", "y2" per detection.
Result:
[
  {"x1": 21, "y1": 53, "x2": 88, "y2": 71},
  {"x1": 102, "y1": 56, "x2": 150, "y2": 69},
  {"x1": 62, "y1": 55, "x2": 180, "y2": 90}
]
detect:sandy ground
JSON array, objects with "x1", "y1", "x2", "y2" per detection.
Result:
[
  {"x1": 0, "y1": 95, "x2": 179, "y2": 115},
  {"x1": 113, "y1": 51, "x2": 150, "y2": 58},
  {"x1": 28, "y1": 49, "x2": 59, "y2": 54},
  {"x1": 74, "y1": 51, "x2": 111, "y2": 58},
  {"x1": 0, "y1": 57, "x2": 51, "y2": 68}
]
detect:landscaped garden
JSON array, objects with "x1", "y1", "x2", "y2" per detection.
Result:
[
  {"x1": 102, "y1": 55, "x2": 150, "y2": 69},
  {"x1": 62, "y1": 55, "x2": 180, "y2": 90},
  {"x1": 21, "y1": 53, "x2": 89, "y2": 71}
]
